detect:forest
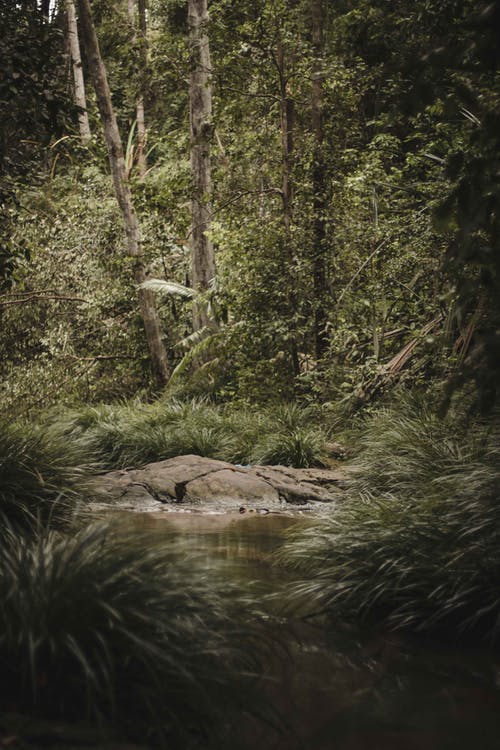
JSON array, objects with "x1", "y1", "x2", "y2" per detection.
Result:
[{"x1": 1, "y1": 0, "x2": 500, "y2": 748}]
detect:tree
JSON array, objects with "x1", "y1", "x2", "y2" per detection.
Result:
[
  {"x1": 188, "y1": 0, "x2": 216, "y2": 331},
  {"x1": 276, "y1": 26, "x2": 300, "y2": 376},
  {"x1": 66, "y1": 0, "x2": 91, "y2": 143},
  {"x1": 310, "y1": 0, "x2": 328, "y2": 360},
  {"x1": 127, "y1": 0, "x2": 148, "y2": 177},
  {"x1": 76, "y1": 0, "x2": 171, "y2": 386}
]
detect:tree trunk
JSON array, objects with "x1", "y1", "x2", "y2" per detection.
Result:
[
  {"x1": 311, "y1": 0, "x2": 329, "y2": 360},
  {"x1": 277, "y1": 41, "x2": 300, "y2": 377},
  {"x1": 127, "y1": 0, "x2": 148, "y2": 178},
  {"x1": 188, "y1": 0, "x2": 216, "y2": 331},
  {"x1": 76, "y1": 0, "x2": 171, "y2": 386},
  {"x1": 66, "y1": 0, "x2": 91, "y2": 143},
  {"x1": 40, "y1": 0, "x2": 50, "y2": 21}
]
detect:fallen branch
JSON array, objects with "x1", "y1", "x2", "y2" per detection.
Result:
[
  {"x1": 382, "y1": 315, "x2": 443, "y2": 375},
  {"x1": 59, "y1": 354, "x2": 145, "y2": 361},
  {"x1": 0, "y1": 295, "x2": 88, "y2": 306}
]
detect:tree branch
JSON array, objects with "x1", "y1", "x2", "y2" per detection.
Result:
[
  {"x1": 59, "y1": 354, "x2": 145, "y2": 361},
  {"x1": 0, "y1": 295, "x2": 89, "y2": 306}
]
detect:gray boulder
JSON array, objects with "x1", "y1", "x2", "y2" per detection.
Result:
[{"x1": 91, "y1": 454, "x2": 347, "y2": 513}]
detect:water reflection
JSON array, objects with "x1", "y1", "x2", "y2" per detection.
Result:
[{"x1": 108, "y1": 511, "x2": 500, "y2": 750}]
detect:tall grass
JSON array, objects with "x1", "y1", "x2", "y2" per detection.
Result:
[
  {"x1": 0, "y1": 520, "x2": 274, "y2": 747},
  {"x1": 250, "y1": 427, "x2": 326, "y2": 468},
  {"x1": 349, "y1": 394, "x2": 480, "y2": 497},
  {"x1": 0, "y1": 420, "x2": 98, "y2": 525},
  {"x1": 51, "y1": 398, "x2": 329, "y2": 469},
  {"x1": 281, "y1": 399, "x2": 500, "y2": 643}
]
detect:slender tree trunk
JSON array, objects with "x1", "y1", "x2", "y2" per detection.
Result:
[
  {"x1": 66, "y1": 0, "x2": 91, "y2": 143},
  {"x1": 127, "y1": 0, "x2": 148, "y2": 177},
  {"x1": 277, "y1": 41, "x2": 300, "y2": 377},
  {"x1": 311, "y1": 0, "x2": 328, "y2": 359},
  {"x1": 188, "y1": 0, "x2": 216, "y2": 331},
  {"x1": 41, "y1": 0, "x2": 50, "y2": 21},
  {"x1": 76, "y1": 0, "x2": 171, "y2": 386},
  {"x1": 137, "y1": 0, "x2": 148, "y2": 177}
]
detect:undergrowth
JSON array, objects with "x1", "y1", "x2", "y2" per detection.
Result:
[
  {"x1": 50, "y1": 399, "x2": 329, "y2": 469},
  {"x1": 0, "y1": 520, "x2": 275, "y2": 748},
  {"x1": 280, "y1": 398, "x2": 500, "y2": 644},
  {"x1": 0, "y1": 420, "x2": 98, "y2": 525}
]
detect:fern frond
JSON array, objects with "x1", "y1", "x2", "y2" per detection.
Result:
[
  {"x1": 175, "y1": 326, "x2": 211, "y2": 351},
  {"x1": 170, "y1": 332, "x2": 221, "y2": 383},
  {"x1": 140, "y1": 279, "x2": 196, "y2": 299}
]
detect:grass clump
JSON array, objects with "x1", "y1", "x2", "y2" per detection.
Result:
[
  {"x1": 281, "y1": 399, "x2": 500, "y2": 643},
  {"x1": 0, "y1": 520, "x2": 273, "y2": 747},
  {"x1": 250, "y1": 427, "x2": 326, "y2": 468},
  {"x1": 350, "y1": 394, "x2": 476, "y2": 497},
  {"x1": 0, "y1": 420, "x2": 98, "y2": 525},
  {"x1": 51, "y1": 398, "x2": 329, "y2": 469}
]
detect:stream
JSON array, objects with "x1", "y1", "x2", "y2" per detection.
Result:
[{"x1": 123, "y1": 510, "x2": 500, "y2": 750}]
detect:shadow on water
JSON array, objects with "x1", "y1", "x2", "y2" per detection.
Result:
[{"x1": 111, "y1": 511, "x2": 500, "y2": 750}]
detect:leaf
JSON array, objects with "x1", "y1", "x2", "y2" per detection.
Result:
[
  {"x1": 139, "y1": 279, "x2": 196, "y2": 299},
  {"x1": 170, "y1": 332, "x2": 221, "y2": 383},
  {"x1": 175, "y1": 326, "x2": 211, "y2": 351}
]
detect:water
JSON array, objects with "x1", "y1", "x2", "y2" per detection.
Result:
[{"x1": 120, "y1": 511, "x2": 500, "y2": 750}]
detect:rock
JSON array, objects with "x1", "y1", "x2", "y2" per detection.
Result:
[
  {"x1": 250, "y1": 465, "x2": 346, "y2": 504},
  {"x1": 90, "y1": 454, "x2": 347, "y2": 513},
  {"x1": 183, "y1": 468, "x2": 281, "y2": 506}
]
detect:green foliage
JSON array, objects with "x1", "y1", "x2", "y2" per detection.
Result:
[
  {"x1": 250, "y1": 427, "x2": 326, "y2": 469},
  {"x1": 0, "y1": 520, "x2": 271, "y2": 746},
  {"x1": 0, "y1": 167, "x2": 185, "y2": 412},
  {"x1": 51, "y1": 398, "x2": 328, "y2": 469},
  {"x1": 0, "y1": 1, "x2": 70, "y2": 173},
  {"x1": 2, "y1": 0, "x2": 499, "y2": 410},
  {"x1": 0, "y1": 0, "x2": 71, "y2": 288},
  {"x1": 0, "y1": 419, "x2": 97, "y2": 525},
  {"x1": 350, "y1": 394, "x2": 474, "y2": 496},
  {"x1": 281, "y1": 400, "x2": 500, "y2": 642},
  {"x1": 435, "y1": 4, "x2": 500, "y2": 409}
]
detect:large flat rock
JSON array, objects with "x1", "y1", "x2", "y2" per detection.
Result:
[
  {"x1": 184, "y1": 468, "x2": 281, "y2": 506},
  {"x1": 91, "y1": 455, "x2": 346, "y2": 513}
]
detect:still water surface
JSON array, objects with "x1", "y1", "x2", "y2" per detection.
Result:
[{"x1": 128, "y1": 511, "x2": 500, "y2": 750}]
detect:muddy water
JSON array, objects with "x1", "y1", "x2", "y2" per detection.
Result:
[{"x1": 122, "y1": 511, "x2": 500, "y2": 750}]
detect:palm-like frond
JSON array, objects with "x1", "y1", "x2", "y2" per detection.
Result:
[
  {"x1": 175, "y1": 325, "x2": 211, "y2": 350},
  {"x1": 140, "y1": 278, "x2": 195, "y2": 298},
  {"x1": 170, "y1": 331, "x2": 222, "y2": 384}
]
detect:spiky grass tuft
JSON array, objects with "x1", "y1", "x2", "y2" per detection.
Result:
[
  {"x1": 0, "y1": 520, "x2": 273, "y2": 746},
  {"x1": 251, "y1": 427, "x2": 326, "y2": 468},
  {"x1": 50, "y1": 399, "x2": 329, "y2": 469},
  {"x1": 350, "y1": 395, "x2": 480, "y2": 498},
  {"x1": 281, "y1": 401, "x2": 500, "y2": 643},
  {"x1": 0, "y1": 420, "x2": 98, "y2": 525}
]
